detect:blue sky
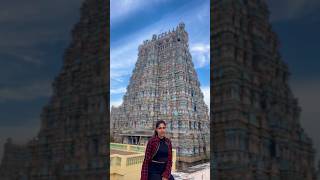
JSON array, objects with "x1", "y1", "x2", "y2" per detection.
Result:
[{"x1": 110, "y1": 0, "x2": 210, "y2": 109}]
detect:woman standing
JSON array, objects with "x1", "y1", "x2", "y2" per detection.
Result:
[{"x1": 140, "y1": 120, "x2": 174, "y2": 180}]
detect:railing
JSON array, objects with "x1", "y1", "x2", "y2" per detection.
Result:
[
  {"x1": 128, "y1": 145, "x2": 145, "y2": 153},
  {"x1": 126, "y1": 156, "x2": 145, "y2": 166},
  {"x1": 110, "y1": 143, "x2": 127, "y2": 151},
  {"x1": 110, "y1": 143, "x2": 176, "y2": 172}
]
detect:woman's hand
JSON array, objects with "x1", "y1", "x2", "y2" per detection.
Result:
[{"x1": 162, "y1": 177, "x2": 168, "y2": 180}]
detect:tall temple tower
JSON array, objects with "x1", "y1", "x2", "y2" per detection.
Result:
[
  {"x1": 0, "y1": 0, "x2": 109, "y2": 179},
  {"x1": 111, "y1": 23, "x2": 210, "y2": 169},
  {"x1": 211, "y1": 0, "x2": 316, "y2": 179}
]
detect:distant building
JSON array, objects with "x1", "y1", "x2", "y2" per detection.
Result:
[
  {"x1": 111, "y1": 23, "x2": 210, "y2": 169},
  {"x1": 0, "y1": 138, "x2": 30, "y2": 180}
]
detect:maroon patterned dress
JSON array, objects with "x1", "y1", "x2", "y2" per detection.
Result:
[{"x1": 140, "y1": 136, "x2": 173, "y2": 180}]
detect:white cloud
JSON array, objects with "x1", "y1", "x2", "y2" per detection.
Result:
[
  {"x1": 0, "y1": 0, "x2": 83, "y2": 48},
  {"x1": 110, "y1": 99, "x2": 123, "y2": 108},
  {"x1": 110, "y1": 87, "x2": 127, "y2": 94},
  {"x1": 111, "y1": 0, "x2": 145, "y2": 25},
  {"x1": 110, "y1": 39, "x2": 142, "y2": 83},
  {"x1": 4, "y1": 50, "x2": 46, "y2": 65},
  {"x1": 0, "y1": 80, "x2": 52, "y2": 102},
  {"x1": 267, "y1": 0, "x2": 320, "y2": 22},
  {"x1": 191, "y1": 43, "x2": 210, "y2": 53},
  {"x1": 0, "y1": 0, "x2": 83, "y2": 69},
  {"x1": 111, "y1": 0, "x2": 170, "y2": 25},
  {"x1": 0, "y1": 0, "x2": 83, "y2": 23},
  {"x1": 19, "y1": 55, "x2": 42, "y2": 64},
  {"x1": 110, "y1": 68, "x2": 132, "y2": 83},
  {"x1": 200, "y1": 85, "x2": 210, "y2": 109},
  {"x1": 191, "y1": 43, "x2": 210, "y2": 68},
  {"x1": 195, "y1": 1, "x2": 210, "y2": 23}
]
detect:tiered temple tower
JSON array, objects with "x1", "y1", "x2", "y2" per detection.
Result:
[
  {"x1": 111, "y1": 23, "x2": 210, "y2": 169},
  {"x1": 0, "y1": 0, "x2": 109, "y2": 179},
  {"x1": 211, "y1": 0, "x2": 316, "y2": 179}
]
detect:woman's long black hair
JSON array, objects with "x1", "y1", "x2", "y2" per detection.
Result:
[{"x1": 153, "y1": 120, "x2": 166, "y2": 137}]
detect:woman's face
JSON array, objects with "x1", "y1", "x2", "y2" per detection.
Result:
[{"x1": 156, "y1": 123, "x2": 166, "y2": 138}]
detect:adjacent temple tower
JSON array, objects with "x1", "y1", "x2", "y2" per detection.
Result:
[
  {"x1": 0, "y1": 0, "x2": 109, "y2": 179},
  {"x1": 111, "y1": 23, "x2": 210, "y2": 169},
  {"x1": 211, "y1": 0, "x2": 316, "y2": 179}
]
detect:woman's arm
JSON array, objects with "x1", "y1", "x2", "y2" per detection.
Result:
[
  {"x1": 141, "y1": 140, "x2": 153, "y2": 180},
  {"x1": 161, "y1": 139, "x2": 172, "y2": 179}
]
